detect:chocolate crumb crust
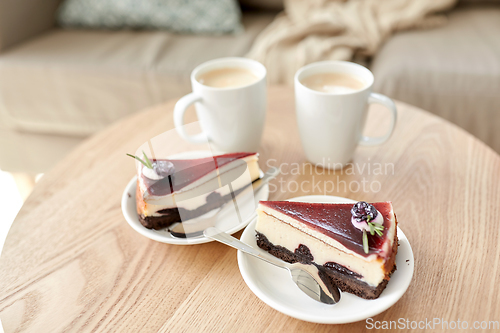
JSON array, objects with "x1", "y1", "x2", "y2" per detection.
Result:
[
  {"x1": 294, "y1": 244, "x2": 314, "y2": 263},
  {"x1": 139, "y1": 213, "x2": 179, "y2": 230},
  {"x1": 255, "y1": 231, "x2": 397, "y2": 300}
]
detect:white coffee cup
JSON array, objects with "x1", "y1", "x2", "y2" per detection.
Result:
[
  {"x1": 174, "y1": 57, "x2": 267, "y2": 152},
  {"x1": 294, "y1": 61, "x2": 397, "y2": 168}
]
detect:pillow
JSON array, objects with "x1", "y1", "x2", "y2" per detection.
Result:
[{"x1": 57, "y1": 0, "x2": 243, "y2": 34}]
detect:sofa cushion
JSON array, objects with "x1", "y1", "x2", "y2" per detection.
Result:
[
  {"x1": 0, "y1": 126, "x2": 82, "y2": 174},
  {"x1": 371, "y1": 5, "x2": 500, "y2": 153},
  {"x1": 0, "y1": 12, "x2": 275, "y2": 138}
]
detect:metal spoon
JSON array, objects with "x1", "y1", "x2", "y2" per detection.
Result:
[
  {"x1": 204, "y1": 227, "x2": 341, "y2": 305},
  {"x1": 169, "y1": 167, "x2": 280, "y2": 238}
]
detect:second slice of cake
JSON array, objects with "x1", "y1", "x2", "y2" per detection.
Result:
[
  {"x1": 136, "y1": 152, "x2": 260, "y2": 230},
  {"x1": 255, "y1": 200, "x2": 398, "y2": 299}
]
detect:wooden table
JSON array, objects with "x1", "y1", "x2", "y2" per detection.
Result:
[{"x1": 1, "y1": 86, "x2": 499, "y2": 332}]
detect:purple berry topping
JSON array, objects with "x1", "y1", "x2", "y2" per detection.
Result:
[
  {"x1": 153, "y1": 160, "x2": 175, "y2": 177},
  {"x1": 351, "y1": 201, "x2": 378, "y2": 223}
]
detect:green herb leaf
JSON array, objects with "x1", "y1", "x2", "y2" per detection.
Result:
[
  {"x1": 126, "y1": 153, "x2": 151, "y2": 169},
  {"x1": 369, "y1": 222, "x2": 375, "y2": 235},
  {"x1": 375, "y1": 229, "x2": 383, "y2": 237},
  {"x1": 142, "y1": 151, "x2": 153, "y2": 169},
  {"x1": 363, "y1": 230, "x2": 369, "y2": 254}
]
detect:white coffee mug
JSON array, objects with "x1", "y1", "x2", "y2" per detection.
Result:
[
  {"x1": 174, "y1": 57, "x2": 267, "y2": 152},
  {"x1": 294, "y1": 61, "x2": 397, "y2": 168}
]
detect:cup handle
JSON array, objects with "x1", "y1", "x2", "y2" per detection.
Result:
[
  {"x1": 358, "y1": 92, "x2": 397, "y2": 146},
  {"x1": 174, "y1": 92, "x2": 207, "y2": 144}
]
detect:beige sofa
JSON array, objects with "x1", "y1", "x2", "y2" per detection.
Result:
[{"x1": 1, "y1": 1, "x2": 499, "y2": 174}]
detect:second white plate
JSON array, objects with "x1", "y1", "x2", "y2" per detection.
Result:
[{"x1": 237, "y1": 195, "x2": 414, "y2": 324}]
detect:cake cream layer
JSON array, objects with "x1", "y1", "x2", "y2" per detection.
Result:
[
  {"x1": 137, "y1": 154, "x2": 259, "y2": 217},
  {"x1": 255, "y1": 203, "x2": 397, "y2": 287}
]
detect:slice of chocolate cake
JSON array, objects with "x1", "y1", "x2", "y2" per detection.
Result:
[
  {"x1": 255, "y1": 201, "x2": 398, "y2": 299},
  {"x1": 135, "y1": 152, "x2": 260, "y2": 230}
]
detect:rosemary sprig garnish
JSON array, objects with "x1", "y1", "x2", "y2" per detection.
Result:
[
  {"x1": 363, "y1": 230, "x2": 369, "y2": 254},
  {"x1": 362, "y1": 221, "x2": 384, "y2": 254},
  {"x1": 142, "y1": 151, "x2": 153, "y2": 168},
  {"x1": 126, "y1": 151, "x2": 153, "y2": 169}
]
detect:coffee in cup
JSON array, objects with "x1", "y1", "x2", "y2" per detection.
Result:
[
  {"x1": 197, "y1": 67, "x2": 259, "y2": 88},
  {"x1": 300, "y1": 72, "x2": 366, "y2": 94}
]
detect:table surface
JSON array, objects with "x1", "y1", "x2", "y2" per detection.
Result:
[{"x1": 1, "y1": 86, "x2": 500, "y2": 332}]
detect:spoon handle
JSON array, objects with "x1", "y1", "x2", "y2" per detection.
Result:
[{"x1": 204, "y1": 227, "x2": 288, "y2": 269}]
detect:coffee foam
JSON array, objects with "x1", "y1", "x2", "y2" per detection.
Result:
[
  {"x1": 300, "y1": 72, "x2": 366, "y2": 94},
  {"x1": 197, "y1": 67, "x2": 259, "y2": 88}
]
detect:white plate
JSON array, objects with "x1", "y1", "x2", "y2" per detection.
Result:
[
  {"x1": 237, "y1": 195, "x2": 414, "y2": 324},
  {"x1": 121, "y1": 151, "x2": 269, "y2": 245}
]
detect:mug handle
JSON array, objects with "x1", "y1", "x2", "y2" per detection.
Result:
[
  {"x1": 174, "y1": 92, "x2": 207, "y2": 144},
  {"x1": 358, "y1": 93, "x2": 397, "y2": 146}
]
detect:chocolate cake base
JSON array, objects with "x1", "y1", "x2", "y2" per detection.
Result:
[
  {"x1": 139, "y1": 214, "x2": 179, "y2": 230},
  {"x1": 255, "y1": 231, "x2": 397, "y2": 300}
]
